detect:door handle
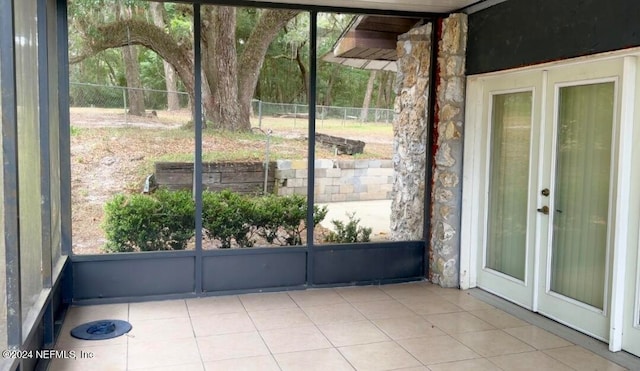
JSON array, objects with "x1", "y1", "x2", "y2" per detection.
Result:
[{"x1": 537, "y1": 206, "x2": 549, "y2": 215}]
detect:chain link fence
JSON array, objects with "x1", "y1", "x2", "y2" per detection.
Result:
[
  {"x1": 69, "y1": 83, "x2": 395, "y2": 126},
  {"x1": 70, "y1": 82, "x2": 191, "y2": 111},
  {"x1": 252, "y1": 100, "x2": 394, "y2": 127}
]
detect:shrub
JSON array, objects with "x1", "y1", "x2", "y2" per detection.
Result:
[
  {"x1": 103, "y1": 194, "x2": 162, "y2": 252},
  {"x1": 251, "y1": 195, "x2": 286, "y2": 245},
  {"x1": 102, "y1": 189, "x2": 194, "y2": 253},
  {"x1": 202, "y1": 190, "x2": 255, "y2": 248},
  {"x1": 324, "y1": 212, "x2": 372, "y2": 243},
  {"x1": 253, "y1": 194, "x2": 328, "y2": 246},
  {"x1": 103, "y1": 189, "x2": 329, "y2": 251},
  {"x1": 153, "y1": 188, "x2": 195, "y2": 250}
]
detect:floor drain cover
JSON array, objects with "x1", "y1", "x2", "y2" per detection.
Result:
[{"x1": 71, "y1": 319, "x2": 132, "y2": 340}]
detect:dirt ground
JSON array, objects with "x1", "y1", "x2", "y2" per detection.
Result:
[{"x1": 70, "y1": 108, "x2": 393, "y2": 254}]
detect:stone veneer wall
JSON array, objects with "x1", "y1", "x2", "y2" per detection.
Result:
[
  {"x1": 390, "y1": 23, "x2": 432, "y2": 241},
  {"x1": 274, "y1": 159, "x2": 393, "y2": 203},
  {"x1": 389, "y1": 15, "x2": 467, "y2": 288},
  {"x1": 430, "y1": 14, "x2": 468, "y2": 287}
]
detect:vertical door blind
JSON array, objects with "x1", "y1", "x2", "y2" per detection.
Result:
[
  {"x1": 550, "y1": 82, "x2": 614, "y2": 310},
  {"x1": 486, "y1": 92, "x2": 533, "y2": 281}
]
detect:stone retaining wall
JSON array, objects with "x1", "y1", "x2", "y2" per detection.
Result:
[
  {"x1": 154, "y1": 160, "x2": 393, "y2": 202},
  {"x1": 274, "y1": 159, "x2": 393, "y2": 203}
]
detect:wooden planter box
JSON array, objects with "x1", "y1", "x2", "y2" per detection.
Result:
[
  {"x1": 155, "y1": 161, "x2": 276, "y2": 194},
  {"x1": 316, "y1": 133, "x2": 366, "y2": 155}
]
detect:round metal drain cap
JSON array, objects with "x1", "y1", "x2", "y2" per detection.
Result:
[{"x1": 71, "y1": 319, "x2": 132, "y2": 340}]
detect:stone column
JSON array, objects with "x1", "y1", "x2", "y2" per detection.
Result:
[
  {"x1": 390, "y1": 24, "x2": 432, "y2": 241},
  {"x1": 429, "y1": 14, "x2": 468, "y2": 287}
]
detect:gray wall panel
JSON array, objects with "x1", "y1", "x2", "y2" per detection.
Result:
[
  {"x1": 203, "y1": 252, "x2": 307, "y2": 292},
  {"x1": 467, "y1": 0, "x2": 640, "y2": 74},
  {"x1": 73, "y1": 257, "x2": 195, "y2": 300},
  {"x1": 312, "y1": 242, "x2": 424, "y2": 285}
]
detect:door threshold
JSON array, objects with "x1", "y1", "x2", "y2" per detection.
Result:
[{"x1": 468, "y1": 288, "x2": 640, "y2": 370}]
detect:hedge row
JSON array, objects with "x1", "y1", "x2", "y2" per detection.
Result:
[{"x1": 102, "y1": 189, "x2": 328, "y2": 252}]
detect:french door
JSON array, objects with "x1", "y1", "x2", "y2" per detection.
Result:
[
  {"x1": 476, "y1": 59, "x2": 623, "y2": 341},
  {"x1": 536, "y1": 61, "x2": 622, "y2": 340},
  {"x1": 475, "y1": 71, "x2": 541, "y2": 310}
]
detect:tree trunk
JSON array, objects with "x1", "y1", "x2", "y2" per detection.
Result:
[
  {"x1": 150, "y1": 2, "x2": 180, "y2": 111},
  {"x1": 385, "y1": 71, "x2": 395, "y2": 107},
  {"x1": 104, "y1": 60, "x2": 118, "y2": 85},
  {"x1": 237, "y1": 9, "x2": 300, "y2": 127},
  {"x1": 206, "y1": 6, "x2": 245, "y2": 130},
  {"x1": 295, "y1": 43, "x2": 308, "y2": 102},
  {"x1": 360, "y1": 70, "x2": 377, "y2": 122},
  {"x1": 323, "y1": 64, "x2": 339, "y2": 107},
  {"x1": 201, "y1": 74, "x2": 216, "y2": 129},
  {"x1": 117, "y1": 3, "x2": 145, "y2": 116},
  {"x1": 122, "y1": 45, "x2": 145, "y2": 116},
  {"x1": 375, "y1": 71, "x2": 386, "y2": 108},
  {"x1": 374, "y1": 71, "x2": 388, "y2": 121}
]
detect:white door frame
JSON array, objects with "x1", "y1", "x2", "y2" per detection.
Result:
[
  {"x1": 619, "y1": 55, "x2": 640, "y2": 356},
  {"x1": 460, "y1": 49, "x2": 640, "y2": 354}
]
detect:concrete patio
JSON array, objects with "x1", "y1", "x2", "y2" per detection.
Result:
[
  {"x1": 49, "y1": 281, "x2": 638, "y2": 370},
  {"x1": 320, "y1": 200, "x2": 392, "y2": 238}
]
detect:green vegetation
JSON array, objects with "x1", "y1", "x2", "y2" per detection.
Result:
[
  {"x1": 102, "y1": 189, "x2": 195, "y2": 252},
  {"x1": 202, "y1": 190, "x2": 255, "y2": 249},
  {"x1": 324, "y1": 212, "x2": 372, "y2": 243},
  {"x1": 252, "y1": 194, "x2": 328, "y2": 246},
  {"x1": 102, "y1": 189, "x2": 328, "y2": 252},
  {"x1": 70, "y1": 126, "x2": 82, "y2": 136}
]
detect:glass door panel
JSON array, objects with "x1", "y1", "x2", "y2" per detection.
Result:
[
  {"x1": 486, "y1": 92, "x2": 532, "y2": 281},
  {"x1": 550, "y1": 82, "x2": 614, "y2": 309},
  {"x1": 537, "y1": 58, "x2": 622, "y2": 341},
  {"x1": 475, "y1": 71, "x2": 541, "y2": 310}
]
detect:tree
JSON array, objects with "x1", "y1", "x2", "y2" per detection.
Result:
[
  {"x1": 360, "y1": 70, "x2": 376, "y2": 122},
  {"x1": 115, "y1": 1, "x2": 145, "y2": 116},
  {"x1": 71, "y1": 4, "x2": 300, "y2": 131},
  {"x1": 150, "y1": 2, "x2": 180, "y2": 111},
  {"x1": 376, "y1": 70, "x2": 395, "y2": 109}
]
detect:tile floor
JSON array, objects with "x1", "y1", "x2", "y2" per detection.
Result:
[{"x1": 50, "y1": 282, "x2": 636, "y2": 370}]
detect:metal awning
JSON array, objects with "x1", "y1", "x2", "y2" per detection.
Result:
[
  {"x1": 322, "y1": 53, "x2": 398, "y2": 71},
  {"x1": 322, "y1": 15, "x2": 421, "y2": 71},
  {"x1": 239, "y1": 0, "x2": 482, "y2": 13},
  {"x1": 315, "y1": 0, "x2": 504, "y2": 70}
]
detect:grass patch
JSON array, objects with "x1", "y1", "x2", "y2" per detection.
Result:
[
  {"x1": 152, "y1": 149, "x2": 283, "y2": 163},
  {"x1": 253, "y1": 117, "x2": 393, "y2": 135},
  {"x1": 70, "y1": 126, "x2": 82, "y2": 136}
]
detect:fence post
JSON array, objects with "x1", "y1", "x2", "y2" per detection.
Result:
[
  {"x1": 122, "y1": 87, "x2": 127, "y2": 124},
  {"x1": 293, "y1": 103, "x2": 297, "y2": 128},
  {"x1": 263, "y1": 129, "x2": 272, "y2": 195},
  {"x1": 258, "y1": 100, "x2": 263, "y2": 129},
  {"x1": 343, "y1": 107, "x2": 347, "y2": 126}
]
